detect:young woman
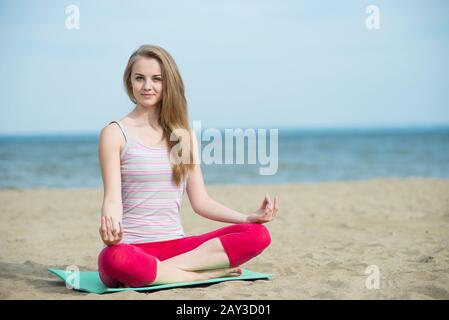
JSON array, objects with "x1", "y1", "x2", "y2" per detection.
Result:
[{"x1": 97, "y1": 44, "x2": 279, "y2": 288}]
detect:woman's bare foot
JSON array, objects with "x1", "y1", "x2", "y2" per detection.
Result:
[
  {"x1": 119, "y1": 267, "x2": 243, "y2": 288},
  {"x1": 195, "y1": 267, "x2": 242, "y2": 280},
  {"x1": 151, "y1": 259, "x2": 243, "y2": 285}
]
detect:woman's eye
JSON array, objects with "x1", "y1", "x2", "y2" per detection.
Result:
[{"x1": 135, "y1": 76, "x2": 161, "y2": 81}]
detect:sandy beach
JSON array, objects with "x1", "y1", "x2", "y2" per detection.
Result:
[{"x1": 1, "y1": 178, "x2": 448, "y2": 300}]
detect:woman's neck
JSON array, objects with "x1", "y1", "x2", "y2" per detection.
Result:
[{"x1": 129, "y1": 104, "x2": 161, "y2": 129}]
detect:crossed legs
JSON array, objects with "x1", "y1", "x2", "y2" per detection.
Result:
[
  {"x1": 98, "y1": 223, "x2": 271, "y2": 287},
  {"x1": 152, "y1": 238, "x2": 239, "y2": 285}
]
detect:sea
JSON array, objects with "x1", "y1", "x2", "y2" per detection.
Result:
[{"x1": 1, "y1": 127, "x2": 448, "y2": 189}]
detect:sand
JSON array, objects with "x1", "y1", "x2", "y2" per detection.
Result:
[{"x1": 1, "y1": 178, "x2": 448, "y2": 300}]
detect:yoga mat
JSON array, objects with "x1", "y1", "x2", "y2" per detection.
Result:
[{"x1": 48, "y1": 268, "x2": 273, "y2": 294}]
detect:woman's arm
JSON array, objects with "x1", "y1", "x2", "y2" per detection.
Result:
[
  {"x1": 186, "y1": 130, "x2": 248, "y2": 224},
  {"x1": 98, "y1": 124, "x2": 124, "y2": 244},
  {"x1": 193, "y1": 195, "x2": 248, "y2": 224}
]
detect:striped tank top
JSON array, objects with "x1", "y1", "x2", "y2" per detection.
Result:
[{"x1": 110, "y1": 120, "x2": 187, "y2": 244}]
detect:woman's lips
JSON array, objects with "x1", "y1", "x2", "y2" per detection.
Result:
[{"x1": 142, "y1": 94, "x2": 155, "y2": 97}]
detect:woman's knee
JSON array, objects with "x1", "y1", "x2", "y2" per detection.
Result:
[
  {"x1": 98, "y1": 244, "x2": 132, "y2": 274},
  {"x1": 98, "y1": 244, "x2": 133, "y2": 287},
  {"x1": 219, "y1": 223, "x2": 271, "y2": 267},
  {"x1": 98, "y1": 243, "x2": 158, "y2": 288},
  {"x1": 223, "y1": 223, "x2": 272, "y2": 255},
  {"x1": 98, "y1": 244, "x2": 133, "y2": 269},
  {"x1": 243, "y1": 223, "x2": 272, "y2": 251}
]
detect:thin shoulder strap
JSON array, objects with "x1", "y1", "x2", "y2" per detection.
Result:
[{"x1": 109, "y1": 120, "x2": 128, "y2": 143}]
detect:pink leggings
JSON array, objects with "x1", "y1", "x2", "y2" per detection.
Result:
[{"x1": 98, "y1": 223, "x2": 271, "y2": 288}]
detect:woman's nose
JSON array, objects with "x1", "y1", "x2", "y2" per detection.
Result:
[{"x1": 144, "y1": 80, "x2": 153, "y2": 90}]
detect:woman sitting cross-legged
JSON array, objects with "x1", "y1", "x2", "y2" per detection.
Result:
[{"x1": 97, "y1": 44, "x2": 280, "y2": 288}]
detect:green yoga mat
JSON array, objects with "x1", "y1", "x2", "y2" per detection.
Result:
[{"x1": 48, "y1": 268, "x2": 273, "y2": 294}]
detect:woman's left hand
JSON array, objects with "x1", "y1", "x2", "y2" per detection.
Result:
[{"x1": 245, "y1": 194, "x2": 279, "y2": 224}]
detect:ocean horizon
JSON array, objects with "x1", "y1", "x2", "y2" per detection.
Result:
[{"x1": 1, "y1": 126, "x2": 448, "y2": 189}]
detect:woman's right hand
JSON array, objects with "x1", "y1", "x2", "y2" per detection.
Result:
[{"x1": 99, "y1": 215, "x2": 123, "y2": 246}]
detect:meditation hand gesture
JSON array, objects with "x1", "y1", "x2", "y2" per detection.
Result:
[
  {"x1": 99, "y1": 216, "x2": 123, "y2": 246},
  {"x1": 246, "y1": 194, "x2": 279, "y2": 224}
]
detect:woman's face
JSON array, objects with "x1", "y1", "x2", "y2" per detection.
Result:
[{"x1": 131, "y1": 57, "x2": 163, "y2": 108}]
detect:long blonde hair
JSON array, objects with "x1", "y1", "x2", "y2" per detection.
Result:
[{"x1": 123, "y1": 44, "x2": 194, "y2": 186}]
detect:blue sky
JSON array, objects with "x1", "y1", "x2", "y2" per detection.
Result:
[{"x1": 0, "y1": 0, "x2": 448, "y2": 134}]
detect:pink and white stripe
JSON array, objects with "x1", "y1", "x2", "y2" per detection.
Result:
[{"x1": 109, "y1": 120, "x2": 188, "y2": 244}]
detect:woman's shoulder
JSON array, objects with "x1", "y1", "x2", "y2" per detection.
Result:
[
  {"x1": 99, "y1": 120, "x2": 127, "y2": 149},
  {"x1": 101, "y1": 120, "x2": 122, "y2": 135}
]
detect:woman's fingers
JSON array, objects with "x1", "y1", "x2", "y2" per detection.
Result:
[
  {"x1": 110, "y1": 217, "x2": 119, "y2": 238},
  {"x1": 262, "y1": 194, "x2": 279, "y2": 222},
  {"x1": 261, "y1": 196, "x2": 270, "y2": 213},
  {"x1": 106, "y1": 216, "x2": 115, "y2": 242},
  {"x1": 264, "y1": 204, "x2": 272, "y2": 218},
  {"x1": 253, "y1": 194, "x2": 279, "y2": 223},
  {"x1": 112, "y1": 218, "x2": 120, "y2": 241},
  {"x1": 99, "y1": 216, "x2": 123, "y2": 244},
  {"x1": 100, "y1": 216, "x2": 108, "y2": 240},
  {"x1": 266, "y1": 195, "x2": 273, "y2": 214},
  {"x1": 267, "y1": 207, "x2": 274, "y2": 221},
  {"x1": 261, "y1": 194, "x2": 269, "y2": 209},
  {"x1": 103, "y1": 216, "x2": 111, "y2": 242},
  {"x1": 266, "y1": 195, "x2": 271, "y2": 209},
  {"x1": 118, "y1": 221, "x2": 123, "y2": 240},
  {"x1": 110, "y1": 217, "x2": 122, "y2": 242},
  {"x1": 267, "y1": 195, "x2": 278, "y2": 220},
  {"x1": 104, "y1": 216, "x2": 111, "y2": 241},
  {"x1": 273, "y1": 196, "x2": 279, "y2": 218}
]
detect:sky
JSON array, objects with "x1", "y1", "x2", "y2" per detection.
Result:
[{"x1": 0, "y1": 0, "x2": 448, "y2": 134}]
